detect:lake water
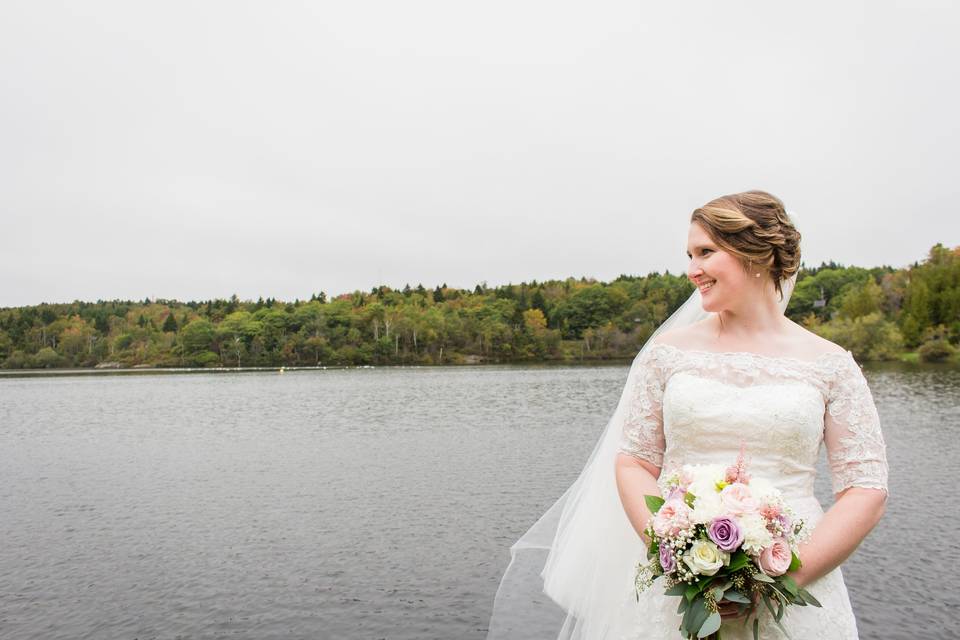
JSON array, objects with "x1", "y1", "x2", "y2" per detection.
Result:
[{"x1": 1, "y1": 362, "x2": 957, "y2": 639}]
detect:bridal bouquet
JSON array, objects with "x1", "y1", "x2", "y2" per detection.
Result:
[{"x1": 634, "y1": 451, "x2": 821, "y2": 640}]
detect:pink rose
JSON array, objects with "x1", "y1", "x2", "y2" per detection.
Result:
[
  {"x1": 652, "y1": 499, "x2": 692, "y2": 537},
  {"x1": 679, "y1": 468, "x2": 695, "y2": 491},
  {"x1": 720, "y1": 483, "x2": 758, "y2": 516},
  {"x1": 758, "y1": 537, "x2": 792, "y2": 576}
]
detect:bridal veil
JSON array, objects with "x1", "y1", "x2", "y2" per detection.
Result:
[{"x1": 485, "y1": 273, "x2": 797, "y2": 640}]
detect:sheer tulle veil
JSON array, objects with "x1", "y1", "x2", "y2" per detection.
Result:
[{"x1": 485, "y1": 272, "x2": 798, "y2": 640}]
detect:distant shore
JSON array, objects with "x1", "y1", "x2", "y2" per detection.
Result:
[
  {"x1": 0, "y1": 358, "x2": 642, "y2": 379},
  {"x1": 2, "y1": 351, "x2": 955, "y2": 380},
  {"x1": 4, "y1": 247, "x2": 959, "y2": 372}
]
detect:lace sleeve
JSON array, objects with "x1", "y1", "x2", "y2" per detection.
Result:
[
  {"x1": 824, "y1": 354, "x2": 889, "y2": 498},
  {"x1": 618, "y1": 346, "x2": 667, "y2": 469}
]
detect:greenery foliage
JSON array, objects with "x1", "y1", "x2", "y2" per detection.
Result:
[{"x1": 2, "y1": 244, "x2": 958, "y2": 369}]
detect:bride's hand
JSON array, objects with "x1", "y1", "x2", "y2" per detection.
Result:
[
  {"x1": 717, "y1": 591, "x2": 759, "y2": 621},
  {"x1": 716, "y1": 597, "x2": 743, "y2": 621}
]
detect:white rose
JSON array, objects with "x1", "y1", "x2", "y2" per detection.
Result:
[
  {"x1": 740, "y1": 513, "x2": 774, "y2": 554},
  {"x1": 682, "y1": 539, "x2": 730, "y2": 576}
]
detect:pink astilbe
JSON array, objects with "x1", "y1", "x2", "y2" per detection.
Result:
[{"x1": 725, "y1": 442, "x2": 752, "y2": 485}]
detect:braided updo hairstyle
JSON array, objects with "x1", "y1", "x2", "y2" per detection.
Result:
[{"x1": 690, "y1": 190, "x2": 801, "y2": 302}]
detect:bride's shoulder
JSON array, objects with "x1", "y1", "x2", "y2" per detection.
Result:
[
  {"x1": 783, "y1": 320, "x2": 849, "y2": 358},
  {"x1": 650, "y1": 317, "x2": 848, "y2": 359},
  {"x1": 649, "y1": 318, "x2": 715, "y2": 350}
]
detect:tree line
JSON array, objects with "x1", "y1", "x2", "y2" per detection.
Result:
[{"x1": 1, "y1": 243, "x2": 958, "y2": 369}]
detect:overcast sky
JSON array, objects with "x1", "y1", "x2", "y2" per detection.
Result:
[{"x1": 2, "y1": 1, "x2": 957, "y2": 308}]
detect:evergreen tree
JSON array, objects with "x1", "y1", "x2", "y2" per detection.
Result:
[
  {"x1": 94, "y1": 314, "x2": 110, "y2": 335},
  {"x1": 162, "y1": 313, "x2": 179, "y2": 333},
  {"x1": 531, "y1": 289, "x2": 547, "y2": 312}
]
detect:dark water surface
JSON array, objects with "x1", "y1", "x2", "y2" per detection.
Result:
[{"x1": 1, "y1": 363, "x2": 957, "y2": 639}]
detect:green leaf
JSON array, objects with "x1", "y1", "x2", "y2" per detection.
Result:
[
  {"x1": 666, "y1": 583, "x2": 688, "y2": 597},
  {"x1": 798, "y1": 587, "x2": 822, "y2": 608},
  {"x1": 684, "y1": 491, "x2": 696, "y2": 508},
  {"x1": 685, "y1": 582, "x2": 701, "y2": 602},
  {"x1": 709, "y1": 586, "x2": 725, "y2": 602},
  {"x1": 727, "y1": 551, "x2": 751, "y2": 572},
  {"x1": 681, "y1": 594, "x2": 697, "y2": 634},
  {"x1": 648, "y1": 535, "x2": 660, "y2": 556},
  {"x1": 752, "y1": 572, "x2": 775, "y2": 583},
  {"x1": 779, "y1": 574, "x2": 799, "y2": 597},
  {"x1": 773, "y1": 612, "x2": 791, "y2": 638},
  {"x1": 688, "y1": 597, "x2": 710, "y2": 636},
  {"x1": 677, "y1": 597, "x2": 689, "y2": 614},
  {"x1": 645, "y1": 495, "x2": 666, "y2": 514},
  {"x1": 753, "y1": 617, "x2": 760, "y2": 640},
  {"x1": 767, "y1": 584, "x2": 789, "y2": 608},
  {"x1": 698, "y1": 612, "x2": 721, "y2": 638},
  {"x1": 762, "y1": 594, "x2": 778, "y2": 619},
  {"x1": 722, "y1": 590, "x2": 751, "y2": 604},
  {"x1": 788, "y1": 551, "x2": 802, "y2": 573}
]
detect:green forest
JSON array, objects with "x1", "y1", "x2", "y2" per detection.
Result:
[{"x1": 2, "y1": 243, "x2": 958, "y2": 370}]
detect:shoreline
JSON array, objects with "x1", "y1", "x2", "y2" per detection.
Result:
[
  {"x1": 0, "y1": 358, "x2": 637, "y2": 379},
  {"x1": 2, "y1": 355, "x2": 955, "y2": 380}
]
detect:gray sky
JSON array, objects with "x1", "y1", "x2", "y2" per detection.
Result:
[{"x1": 2, "y1": 1, "x2": 958, "y2": 308}]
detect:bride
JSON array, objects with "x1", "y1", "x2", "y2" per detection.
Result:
[{"x1": 486, "y1": 191, "x2": 888, "y2": 640}]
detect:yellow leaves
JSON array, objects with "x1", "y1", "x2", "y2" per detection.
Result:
[{"x1": 522, "y1": 308, "x2": 547, "y2": 333}]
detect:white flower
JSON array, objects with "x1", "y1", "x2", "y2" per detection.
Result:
[
  {"x1": 683, "y1": 539, "x2": 730, "y2": 576},
  {"x1": 690, "y1": 492, "x2": 724, "y2": 525},
  {"x1": 686, "y1": 464, "x2": 725, "y2": 499},
  {"x1": 740, "y1": 513, "x2": 774, "y2": 554}
]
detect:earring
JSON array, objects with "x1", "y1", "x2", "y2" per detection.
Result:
[{"x1": 754, "y1": 273, "x2": 761, "y2": 278}]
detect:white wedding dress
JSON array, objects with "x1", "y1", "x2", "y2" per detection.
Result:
[{"x1": 610, "y1": 342, "x2": 889, "y2": 639}]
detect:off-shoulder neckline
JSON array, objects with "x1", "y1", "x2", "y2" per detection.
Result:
[{"x1": 649, "y1": 341, "x2": 854, "y2": 366}]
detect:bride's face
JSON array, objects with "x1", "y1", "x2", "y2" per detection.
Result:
[{"x1": 686, "y1": 222, "x2": 752, "y2": 312}]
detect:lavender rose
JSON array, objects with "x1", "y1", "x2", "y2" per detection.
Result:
[
  {"x1": 659, "y1": 544, "x2": 676, "y2": 573},
  {"x1": 665, "y1": 486, "x2": 686, "y2": 501},
  {"x1": 776, "y1": 513, "x2": 792, "y2": 534},
  {"x1": 707, "y1": 516, "x2": 744, "y2": 552}
]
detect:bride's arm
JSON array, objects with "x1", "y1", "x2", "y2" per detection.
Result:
[
  {"x1": 788, "y1": 487, "x2": 887, "y2": 588},
  {"x1": 792, "y1": 354, "x2": 890, "y2": 588},
  {"x1": 615, "y1": 453, "x2": 662, "y2": 544},
  {"x1": 614, "y1": 347, "x2": 668, "y2": 543}
]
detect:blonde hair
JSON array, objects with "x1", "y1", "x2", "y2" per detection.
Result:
[{"x1": 690, "y1": 190, "x2": 801, "y2": 301}]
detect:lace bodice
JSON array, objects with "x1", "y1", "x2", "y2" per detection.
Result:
[{"x1": 618, "y1": 342, "x2": 889, "y2": 501}]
